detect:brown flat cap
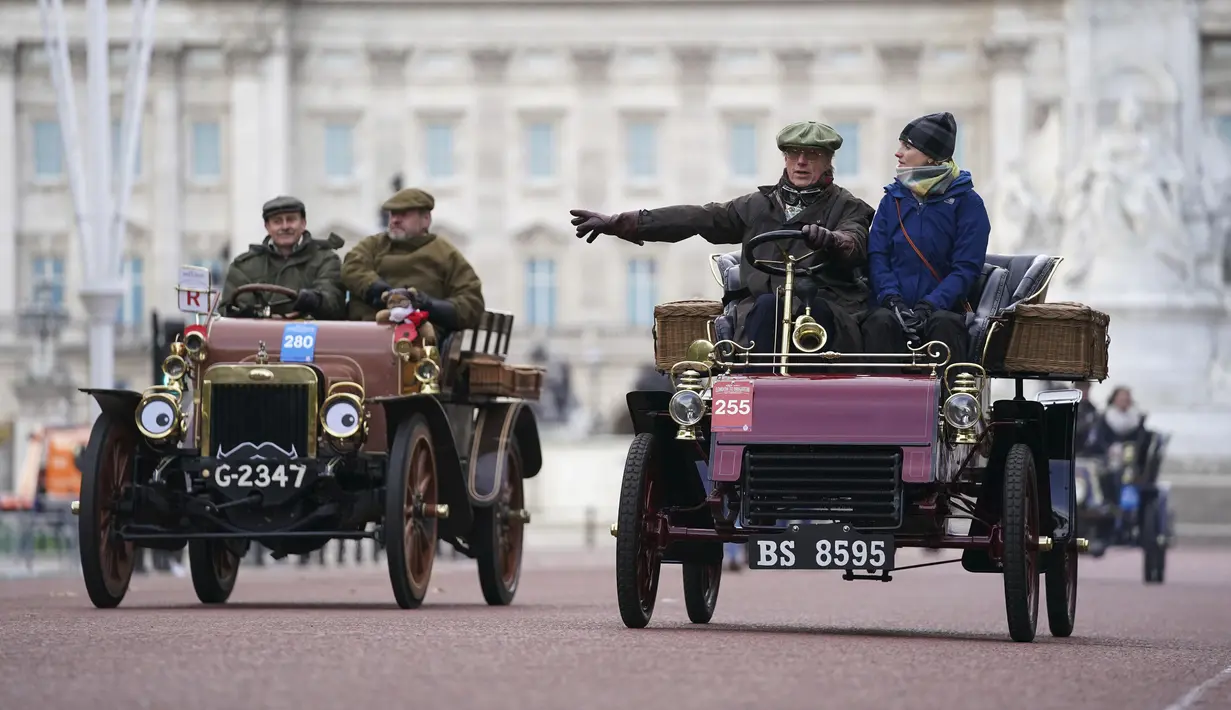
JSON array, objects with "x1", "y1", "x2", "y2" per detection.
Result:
[
  {"x1": 382, "y1": 187, "x2": 435, "y2": 212},
  {"x1": 262, "y1": 195, "x2": 306, "y2": 220}
]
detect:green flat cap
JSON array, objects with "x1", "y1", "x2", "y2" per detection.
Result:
[
  {"x1": 262, "y1": 195, "x2": 306, "y2": 220},
  {"x1": 776, "y1": 121, "x2": 843, "y2": 154},
  {"x1": 382, "y1": 187, "x2": 435, "y2": 212}
]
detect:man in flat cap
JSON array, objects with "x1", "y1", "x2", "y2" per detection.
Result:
[
  {"x1": 341, "y1": 187, "x2": 485, "y2": 333},
  {"x1": 570, "y1": 121, "x2": 875, "y2": 354},
  {"x1": 219, "y1": 196, "x2": 347, "y2": 319}
]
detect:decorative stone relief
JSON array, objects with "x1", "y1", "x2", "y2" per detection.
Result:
[
  {"x1": 570, "y1": 47, "x2": 612, "y2": 85},
  {"x1": 875, "y1": 42, "x2": 923, "y2": 80},
  {"x1": 774, "y1": 48, "x2": 814, "y2": 85},
  {"x1": 672, "y1": 46, "x2": 716, "y2": 85},
  {"x1": 367, "y1": 46, "x2": 409, "y2": 86},
  {"x1": 981, "y1": 37, "x2": 1032, "y2": 73},
  {"x1": 470, "y1": 48, "x2": 511, "y2": 85}
]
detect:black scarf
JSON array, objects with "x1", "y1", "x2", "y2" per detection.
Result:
[{"x1": 775, "y1": 169, "x2": 834, "y2": 219}]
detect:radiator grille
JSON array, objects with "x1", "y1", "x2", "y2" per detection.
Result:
[
  {"x1": 742, "y1": 445, "x2": 903, "y2": 529},
  {"x1": 208, "y1": 383, "x2": 312, "y2": 460}
]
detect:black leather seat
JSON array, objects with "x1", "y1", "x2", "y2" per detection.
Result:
[{"x1": 985, "y1": 253, "x2": 1060, "y2": 307}]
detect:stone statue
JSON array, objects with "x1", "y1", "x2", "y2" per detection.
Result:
[
  {"x1": 1200, "y1": 119, "x2": 1231, "y2": 286},
  {"x1": 1054, "y1": 94, "x2": 1195, "y2": 294},
  {"x1": 990, "y1": 105, "x2": 1062, "y2": 254}
]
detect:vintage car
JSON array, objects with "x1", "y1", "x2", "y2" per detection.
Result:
[
  {"x1": 1075, "y1": 421, "x2": 1173, "y2": 583},
  {"x1": 72, "y1": 270, "x2": 544, "y2": 609},
  {"x1": 612, "y1": 229, "x2": 1110, "y2": 643}
]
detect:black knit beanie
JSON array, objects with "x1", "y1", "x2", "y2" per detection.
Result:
[{"x1": 899, "y1": 112, "x2": 958, "y2": 162}]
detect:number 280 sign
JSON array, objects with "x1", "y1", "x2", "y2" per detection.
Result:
[{"x1": 710, "y1": 378, "x2": 754, "y2": 432}]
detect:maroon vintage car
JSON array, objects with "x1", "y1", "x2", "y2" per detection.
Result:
[
  {"x1": 614, "y1": 229, "x2": 1108, "y2": 643},
  {"x1": 73, "y1": 272, "x2": 543, "y2": 610}
]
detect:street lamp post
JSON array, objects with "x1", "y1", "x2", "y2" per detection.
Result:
[{"x1": 37, "y1": 0, "x2": 161, "y2": 418}]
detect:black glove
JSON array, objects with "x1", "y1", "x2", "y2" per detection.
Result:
[
  {"x1": 292, "y1": 289, "x2": 321, "y2": 314},
  {"x1": 408, "y1": 290, "x2": 461, "y2": 332},
  {"x1": 912, "y1": 300, "x2": 935, "y2": 323},
  {"x1": 883, "y1": 295, "x2": 906, "y2": 312},
  {"x1": 569, "y1": 209, "x2": 644, "y2": 245},
  {"x1": 800, "y1": 224, "x2": 836, "y2": 252},
  {"x1": 365, "y1": 280, "x2": 392, "y2": 309}
]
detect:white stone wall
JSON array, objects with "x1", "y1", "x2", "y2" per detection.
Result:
[{"x1": 1, "y1": 0, "x2": 1226, "y2": 438}]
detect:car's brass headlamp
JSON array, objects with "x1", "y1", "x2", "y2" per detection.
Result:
[
  {"x1": 135, "y1": 387, "x2": 184, "y2": 442},
  {"x1": 320, "y1": 382, "x2": 368, "y2": 446},
  {"x1": 942, "y1": 365, "x2": 985, "y2": 445}
]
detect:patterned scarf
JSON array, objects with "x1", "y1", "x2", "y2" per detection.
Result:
[
  {"x1": 776, "y1": 169, "x2": 834, "y2": 220},
  {"x1": 896, "y1": 160, "x2": 960, "y2": 200}
]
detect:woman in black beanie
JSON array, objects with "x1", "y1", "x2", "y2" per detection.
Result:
[{"x1": 860, "y1": 111, "x2": 990, "y2": 367}]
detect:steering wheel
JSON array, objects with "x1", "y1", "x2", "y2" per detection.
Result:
[
  {"x1": 742, "y1": 229, "x2": 827, "y2": 278},
  {"x1": 224, "y1": 284, "x2": 301, "y2": 320}
]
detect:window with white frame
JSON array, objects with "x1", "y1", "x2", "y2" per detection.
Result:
[
  {"x1": 626, "y1": 258, "x2": 657, "y2": 327},
  {"x1": 729, "y1": 121, "x2": 758, "y2": 178},
  {"x1": 190, "y1": 120, "x2": 222, "y2": 180},
  {"x1": 31, "y1": 255, "x2": 65, "y2": 308},
  {"x1": 424, "y1": 121, "x2": 455, "y2": 179},
  {"x1": 524, "y1": 258, "x2": 557, "y2": 327},
  {"x1": 118, "y1": 256, "x2": 145, "y2": 326},
  {"x1": 111, "y1": 119, "x2": 142, "y2": 177},
  {"x1": 525, "y1": 121, "x2": 556, "y2": 179},
  {"x1": 324, "y1": 122, "x2": 355, "y2": 179},
  {"x1": 831, "y1": 121, "x2": 861, "y2": 176},
  {"x1": 33, "y1": 120, "x2": 63, "y2": 178},
  {"x1": 625, "y1": 119, "x2": 658, "y2": 180}
]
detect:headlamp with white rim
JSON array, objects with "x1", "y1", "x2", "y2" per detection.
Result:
[
  {"x1": 135, "y1": 391, "x2": 183, "y2": 441},
  {"x1": 942, "y1": 392, "x2": 980, "y2": 430},
  {"x1": 669, "y1": 390, "x2": 705, "y2": 427}
]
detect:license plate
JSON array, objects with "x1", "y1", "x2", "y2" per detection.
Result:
[
  {"x1": 207, "y1": 461, "x2": 315, "y2": 491},
  {"x1": 746, "y1": 523, "x2": 895, "y2": 571}
]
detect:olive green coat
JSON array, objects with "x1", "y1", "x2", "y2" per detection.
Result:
[
  {"x1": 220, "y1": 233, "x2": 346, "y2": 319},
  {"x1": 340, "y1": 231, "x2": 485, "y2": 329},
  {"x1": 634, "y1": 182, "x2": 875, "y2": 350}
]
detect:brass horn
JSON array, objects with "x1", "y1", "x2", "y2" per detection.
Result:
[{"x1": 790, "y1": 307, "x2": 828, "y2": 353}]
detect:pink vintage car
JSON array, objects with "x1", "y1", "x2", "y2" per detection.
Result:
[{"x1": 613, "y1": 229, "x2": 1110, "y2": 643}]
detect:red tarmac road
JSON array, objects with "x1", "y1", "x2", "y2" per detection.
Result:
[{"x1": 2, "y1": 546, "x2": 1230, "y2": 710}]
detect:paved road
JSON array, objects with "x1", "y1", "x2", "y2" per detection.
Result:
[{"x1": 2, "y1": 546, "x2": 1230, "y2": 710}]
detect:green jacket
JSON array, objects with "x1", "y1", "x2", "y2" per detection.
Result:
[
  {"x1": 220, "y1": 232, "x2": 346, "y2": 320},
  {"x1": 341, "y1": 231, "x2": 485, "y2": 329}
]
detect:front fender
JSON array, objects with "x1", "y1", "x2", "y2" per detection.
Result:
[
  {"x1": 370, "y1": 394, "x2": 473, "y2": 537},
  {"x1": 626, "y1": 390, "x2": 674, "y2": 438},
  {"x1": 467, "y1": 401, "x2": 542, "y2": 507},
  {"x1": 80, "y1": 388, "x2": 143, "y2": 422}
]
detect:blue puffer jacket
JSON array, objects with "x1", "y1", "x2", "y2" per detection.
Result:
[{"x1": 866, "y1": 170, "x2": 991, "y2": 312}]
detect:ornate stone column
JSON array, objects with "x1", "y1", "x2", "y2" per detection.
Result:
[
  {"x1": 875, "y1": 42, "x2": 924, "y2": 162},
  {"x1": 469, "y1": 49, "x2": 511, "y2": 302},
  {"x1": 226, "y1": 45, "x2": 267, "y2": 261},
  {"x1": 262, "y1": 28, "x2": 291, "y2": 200},
  {"x1": 367, "y1": 45, "x2": 409, "y2": 213},
  {"x1": 571, "y1": 48, "x2": 612, "y2": 209},
  {"x1": 150, "y1": 45, "x2": 183, "y2": 310},
  {"x1": 672, "y1": 46, "x2": 716, "y2": 204},
  {"x1": 983, "y1": 37, "x2": 1033, "y2": 195},
  {"x1": 0, "y1": 43, "x2": 15, "y2": 316}
]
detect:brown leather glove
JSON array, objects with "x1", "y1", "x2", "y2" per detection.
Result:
[
  {"x1": 569, "y1": 209, "x2": 644, "y2": 245},
  {"x1": 801, "y1": 224, "x2": 857, "y2": 260}
]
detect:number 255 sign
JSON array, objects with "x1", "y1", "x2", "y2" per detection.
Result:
[{"x1": 711, "y1": 379, "x2": 754, "y2": 432}]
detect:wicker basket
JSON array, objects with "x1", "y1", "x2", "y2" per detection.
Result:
[
  {"x1": 996, "y1": 302, "x2": 1110, "y2": 380},
  {"x1": 653, "y1": 299, "x2": 724, "y2": 371},
  {"x1": 468, "y1": 357, "x2": 517, "y2": 396}
]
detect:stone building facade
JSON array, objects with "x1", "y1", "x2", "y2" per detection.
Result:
[{"x1": 0, "y1": 0, "x2": 1227, "y2": 437}]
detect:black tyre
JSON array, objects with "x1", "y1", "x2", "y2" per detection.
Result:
[
  {"x1": 1001, "y1": 443, "x2": 1040, "y2": 643},
  {"x1": 1142, "y1": 498, "x2": 1166, "y2": 584},
  {"x1": 682, "y1": 561, "x2": 721, "y2": 624},
  {"x1": 385, "y1": 414, "x2": 439, "y2": 609},
  {"x1": 473, "y1": 439, "x2": 525, "y2": 606},
  {"x1": 188, "y1": 539, "x2": 241, "y2": 604},
  {"x1": 1044, "y1": 539, "x2": 1077, "y2": 637},
  {"x1": 77, "y1": 412, "x2": 138, "y2": 609},
  {"x1": 615, "y1": 432, "x2": 662, "y2": 629}
]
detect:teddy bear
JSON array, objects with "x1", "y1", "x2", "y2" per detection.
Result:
[{"x1": 376, "y1": 288, "x2": 437, "y2": 348}]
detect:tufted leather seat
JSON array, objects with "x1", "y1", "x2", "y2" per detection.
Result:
[{"x1": 985, "y1": 253, "x2": 1060, "y2": 307}]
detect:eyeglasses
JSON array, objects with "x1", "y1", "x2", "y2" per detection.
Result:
[{"x1": 782, "y1": 149, "x2": 826, "y2": 162}]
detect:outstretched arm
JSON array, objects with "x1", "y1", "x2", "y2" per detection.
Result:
[{"x1": 635, "y1": 201, "x2": 747, "y2": 245}]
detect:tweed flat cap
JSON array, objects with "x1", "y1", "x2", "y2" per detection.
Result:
[
  {"x1": 262, "y1": 195, "x2": 306, "y2": 221},
  {"x1": 382, "y1": 188, "x2": 435, "y2": 212},
  {"x1": 776, "y1": 121, "x2": 844, "y2": 154}
]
